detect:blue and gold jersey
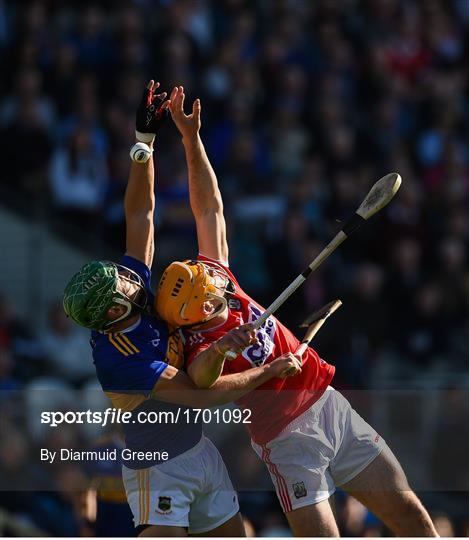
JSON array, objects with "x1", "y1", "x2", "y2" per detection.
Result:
[{"x1": 91, "y1": 255, "x2": 202, "y2": 469}]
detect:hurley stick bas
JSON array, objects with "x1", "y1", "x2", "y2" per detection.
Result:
[
  {"x1": 295, "y1": 298, "x2": 342, "y2": 357},
  {"x1": 281, "y1": 299, "x2": 342, "y2": 375}
]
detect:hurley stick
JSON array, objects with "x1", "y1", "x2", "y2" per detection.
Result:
[
  {"x1": 252, "y1": 172, "x2": 401, "y2": 330},
  {"x1": 224, "y1": 173, "x2": 401, "y2": 359}
]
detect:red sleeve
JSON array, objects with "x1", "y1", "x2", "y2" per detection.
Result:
[
  {"x1": 185, "y1": 342, "x2": 210, "y2": 367},
  {"x1": 185, "y1": 340, "x2": 235, "y2": 375}
]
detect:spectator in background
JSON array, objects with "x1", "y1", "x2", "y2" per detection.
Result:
[
  {"x1": 40, "y1": 303, "x2": 94, "y2": 387},
  {"x1": 0, "y1": 0, "x2": 8, "y2": 48},
  {"x1": 46, "y1": 43, "x2": 77, "y2": 117},
  {"x1": 67, "y1": 4, "x2": 110, "y2": 71},
  {"x1": 431, "y1": 389, "x2": 469, "y2": 491},
  {"x1": 436, "y1": 237, "x2": 468, "y2": 321},
  {"x1": 388, "y1": 238, "x2": 423, "y2": 314},
  {"x1": 0, "y1": 428, "x2": 43, "y2": 491},
  {"x1": 49, "y1": 126, "x2": 108, "y2": 228},
  {"x1": 257, "y1": 509, "x2": 291, "y2": 537},
  {"x1": 57, "y1": 73, "x2": 108, "y2": 155},
  {"x1": 270, "y1": 103, "x2": 310, "y2": 180},
  {"x1": 0, "y1": 346, "x2": 20, "y2": 393},
  {"x1": 152, "y1": 1, "x2": 199, "y2": 88},
  {"x1": 85, "y1": 432, "x2": 134, "y2": 537},
  {"x1": 0, "y1": 70, "x2": 53, "y2": 196},
  {"x1": 0, "y1": 294, "x2": 28, "y2": 350},
  {"x1": 0, "y1": 427, "x2": 48, "y2": 530},
  {"x1": 110, "y1": 4, "x2": 148, "y2": 75},
  {"x1": 331, "y1": 263, "x2": 390, "y2": 387},
  {"x1": 0, "y1": 293, "x2": 42, "y2": 380},
  {"x1": 102, "y1": 148, "x2": 130, "y2": 250},
  {"x1": 206, "y1": 97, "x2": 256, "y2": 170},
  {"x1": 31, "y1": 465, "x2": 88, "y2": 536},
  {"x1": 431, "y1": 512, "x2": 456, "y2": 537},
  {"x1": 339, "y1": 495, "x2": 384, "y2": 537},
  {"x1": 0, "y1": 67, "x2": 55, "y2": 130},
  {"x1": 397, "y1": 282, "x2": 448, "y2": 368}
]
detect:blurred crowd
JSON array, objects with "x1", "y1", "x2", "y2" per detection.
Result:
[{"x1": 0, "y1": 0, "x2": 469, "y2": 536}]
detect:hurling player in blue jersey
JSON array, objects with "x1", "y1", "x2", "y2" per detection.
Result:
[{"x1": 63, "y1": 80, "x2": 300, "y2": 537}]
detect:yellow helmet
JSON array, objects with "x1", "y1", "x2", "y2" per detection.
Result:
[{"x1": 156, "y1": 260, "x2": 232, "y2": 327}]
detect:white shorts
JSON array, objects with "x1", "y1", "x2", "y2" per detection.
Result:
[
  {"x1": 122, "y1": 435, "x2": 239, "y2": 534},
  {"x1": 251, "y1": 387, "x2": 386, "y2": 512}
]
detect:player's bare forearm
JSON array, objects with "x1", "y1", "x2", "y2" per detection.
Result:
[
  {"x1": 206, "y1": 367, "x2": 275, "y2": 405},
  {"x1": 208, "y1": 353, "x2": 303, "y2": 405},
  {"x1": 153, "y1": 353, "x2": 300, "y2": 407},
  {"x1": 124, "y1": 145, "x2": 155, "y2": 266},
  {"x1": 125, "y1": 141, "x2": 155, "y2": 214},
  {"x1": 183, "y1": 133, "x2": 222, "y2": 215},
  {"x1": 152, "y1": 363, "x2": 276, "y2": 408},
  {"x1": 187, "y1": 345, "x2": 226, "y2": 389}
]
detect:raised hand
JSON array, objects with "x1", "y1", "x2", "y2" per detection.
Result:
[
  {"x1": 135, "y1": 80, "x2": 169, "y2": 143},
  {"x1": 168, "y1": 85, "x2": 201, "y2": 141}
]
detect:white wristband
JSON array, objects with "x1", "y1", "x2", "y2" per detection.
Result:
[
  {"x1": 130, "y1": 142, "x2": 153, "y2": 163},
  {"x1": 135, "y1": 130, "x2": 155, "y2": 143}
]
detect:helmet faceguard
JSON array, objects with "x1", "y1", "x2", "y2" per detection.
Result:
[
  {"x1": 156, "y1": 259, "x2": 234, "y2": 327},
  {"x1": 109, "y1": 264, "x2": 148, "y2": 327},
  {"x1": 63, "y1": 261, "x2": 148, "y2": 332}
]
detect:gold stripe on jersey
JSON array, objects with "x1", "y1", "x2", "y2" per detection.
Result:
[
  {"x1": 105, "y1": 391, "x2": 147, "y2": 412},
  {"x1": 119, "y1": 334, "x2": 140, "y2": 354},
  {"x1": 167, "y1": 327, "x2": 184, "y2": 369},
  {"x1": 108, "y1": 334, "x2": 129, "y2": 356},
  {"x1": 113, "y1": 334, "x2": 135, "y2": 355}
]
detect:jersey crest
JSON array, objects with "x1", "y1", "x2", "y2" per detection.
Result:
[
  {"x1": 228, "y1": 298, "x2": 241, "y2": 310},
  {"x1": 188, "y1": 333, "x2": 205, "y2": 347}
]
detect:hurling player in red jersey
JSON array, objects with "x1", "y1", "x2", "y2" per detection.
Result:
[{"x1": 156, "y1": 88, "x2": 437, "y2": 537}]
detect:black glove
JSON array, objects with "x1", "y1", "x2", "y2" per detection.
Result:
[{"x1": 135, "y1": 81, "x2": 168, "y2": 142}]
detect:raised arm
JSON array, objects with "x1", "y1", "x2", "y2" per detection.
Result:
[
  {"x1": 125, "y1": 80, "x2": 168, "y2": 266},
  {"x1": 168, "y1": 86, "x2": 228, "y2": 263}
]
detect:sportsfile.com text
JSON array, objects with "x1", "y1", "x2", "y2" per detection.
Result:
[{"x1": 40, "y1": 407, "x2": 252, "y2": 428}]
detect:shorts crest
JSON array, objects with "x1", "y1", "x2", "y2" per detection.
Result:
[
  {"x1": 292, "y1": 481, "x2": 307, "y2": 499},
  {"x1": 157, "y1": 496, "x2": 172, "y2": 514}
]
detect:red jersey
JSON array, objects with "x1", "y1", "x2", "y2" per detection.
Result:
[{"x1": 184, "y1": 255, "x2": 335, "y2": 445}]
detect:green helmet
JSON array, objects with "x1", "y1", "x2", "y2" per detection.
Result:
[{"x1": 63, "y1": 261, "x2": 147, "y2": 332}]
